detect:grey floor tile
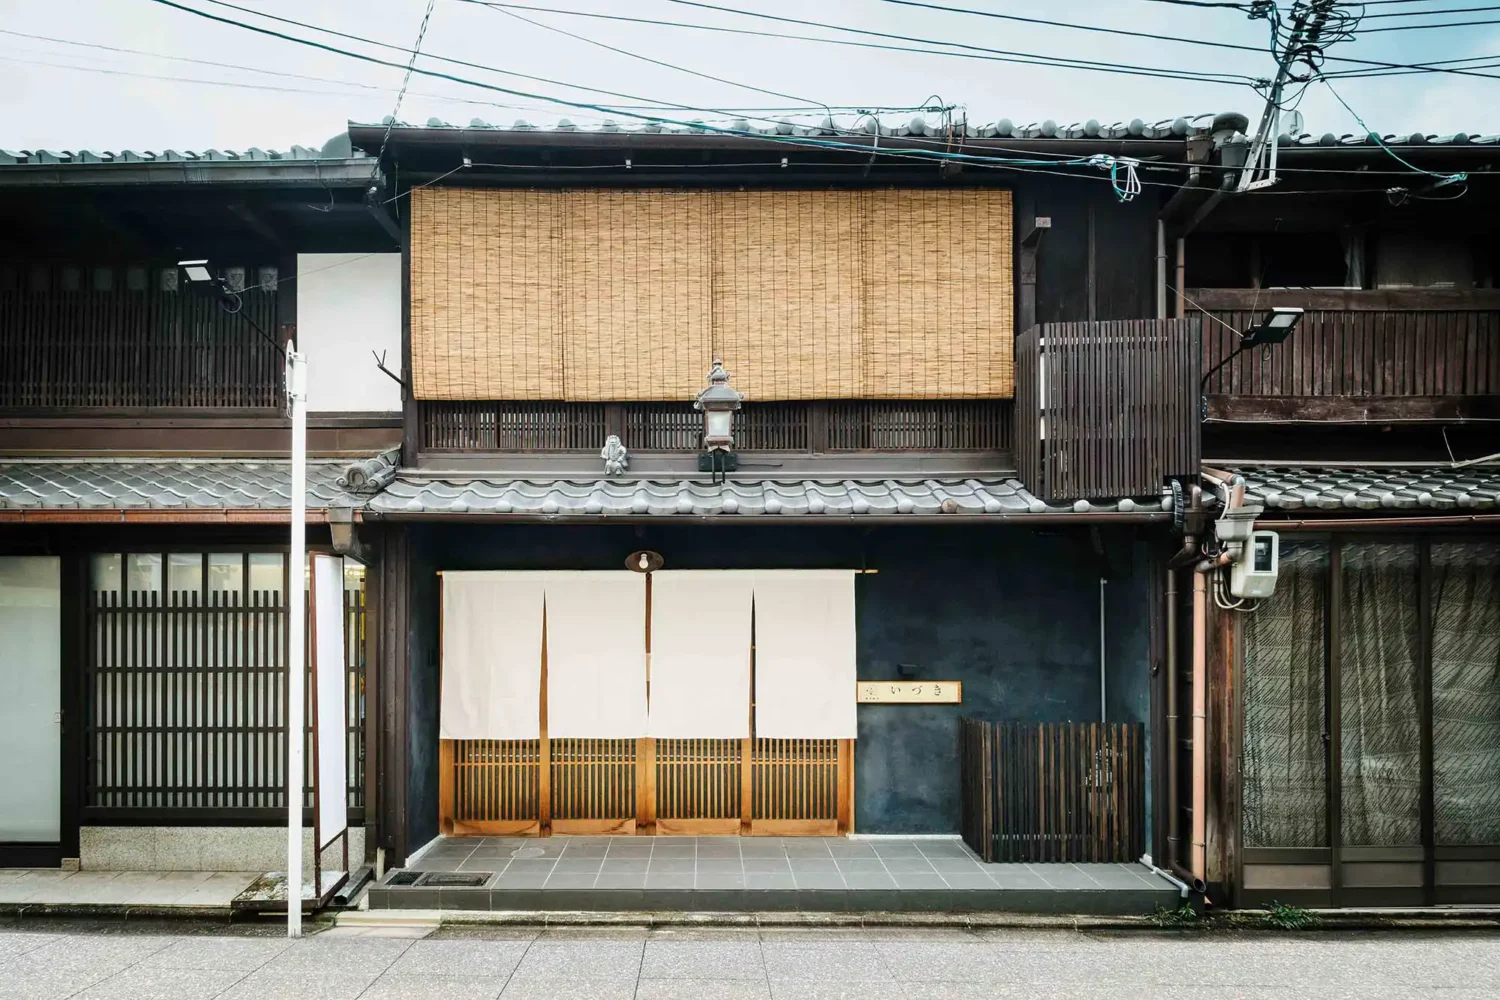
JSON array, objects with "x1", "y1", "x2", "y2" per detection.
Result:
[
  {"x1": 697, "y1": 858, "x2": 746, "y2": 873},
  {"x1": 137, "y1": 935, "x2": 293, "y2": 972},
  {"x1": 928, "y1": 857, "x2": 987, "y2": 872},
  {"x1": 498, "y1": 978, "x2": 637, "y2": 1000},
  {"x1": 216, "y1": 968, "x2": 381, "y2": 1000},
  {"x1": 787, "y1": 859, "x2": 839, "y2": 874},
  {"x1": 635, "y1": 979, "x2": 770, "y2": 1000},
  {"x1": 262, "y1": 936, "x2": 414, "y2": 974},
  {"x1": 641, "y1": 940, "x2": 765, "y2": 979},
  {"x1": 695, "y1": 874, "x2": 747, "y2": 890},
  {"x1": 595, "y1": 873, "x2": 648, "y2": 889},
  {"x1": 359, "y1": 973, "x2": 509, "y2": 1000},
  {"x1": 792, "y1": 874, "x2": 846, "y2": 889},
  {"x1": 833, "y1": 859, "x2": 887, "y2": 874},
  {"x1": 544, "y1": 872, "x2": 600, "y2": 889},
  {"x1": 762, "y1": 942, "x2": 892, "y2": 981},
  {"x1": 890, "y1": 873, "x2": 947, "y2": 889},
  {"x1": 13, "y1": 934, "x2": 175, "y2": 972},
  {"x1": 943, "y1": 872, "x2": 1001, "y2": 890},
  {"x1": 599, "y1": 859, "x2": 649, "y2": 873},
  {"x1": 768, "y1": 984, "x2": 906, "y2": 1000},
  {"x1": 72, "y1": 967, "x2": 243, "y2": 1000},
  {"x1": 554, "y1": 858, "x2": 605, "y2": 873},
  {"x1": 881, "y1": 857, "x2": 936, "y2": 873},
  {"x1": 512, "y1": 940, "x2": 645, "y2": 979},
  {"x1": 842, "y1": 874, "x2": 898, "y2": 890},
  {"x1": 647, "y1": 859, "x2": 696, "y2": 873},
  {"x1": 744, "y1": 873, "x2": 796, "y2": 889},
  {"x1": 388, "y1": 939, "x2": 530, "y2": 978},
  {"x1": 644, "y1": 873, "x2": 696, "y2": 889}
]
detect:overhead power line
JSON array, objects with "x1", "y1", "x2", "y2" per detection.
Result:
[
  {"x1": 186, "y1": 0, "x2": 841, "y2": 128},
  {"x1": 458, "y1": 1, "x2": 1256, "y2": 85},
  {"x1": 477, "y1": 3, "x2": 827, "y2": 110},
  {"x1": 1362, "y1": 4, "x2": 1500, "y2": 16},
  {"x1": 1362, "y1": 16, "x2": 1500, "y2": 29}
]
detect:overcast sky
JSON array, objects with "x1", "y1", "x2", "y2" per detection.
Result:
[{"x1": 2, "y1": 0, "x2": 1497, "y2": 154}]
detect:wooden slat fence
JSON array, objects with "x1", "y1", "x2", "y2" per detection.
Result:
[
  {"x1": 448, "y1": 737, "x2": 842, "y2": 831},
  {"x1": 959, "y1": 719, "x2": 1145, "y2": 863},
  {"x1": 83, "y1": 585, "x2": 366, "y2": 822},
  {"x1": 0, "y1": 264, "x2": 282, "y2": 408},
  {"x1": 422, "y1": 400, "x2": 1011, "y2": 453},
  {"x1": 1200, "y1": 309, "x2": 1500, "y2": 396},
  {"x1": 1016, "y1": 319, "x2": 1200, "y2": 500}
]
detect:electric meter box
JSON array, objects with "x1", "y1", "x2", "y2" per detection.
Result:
[{"x1": 1230, "y1": 530, "x2": 1280, "y2": 598}]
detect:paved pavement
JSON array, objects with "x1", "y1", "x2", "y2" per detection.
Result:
[{"x1": 1, "y1": 920, "x2": 1498, "y2": 999}]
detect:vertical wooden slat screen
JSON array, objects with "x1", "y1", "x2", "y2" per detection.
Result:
[
  {"x1": 1016, "y1": 319, "x2": 1200, "y2": 501},
  {"x1": 409, "y1": 188, "x2": 1014, "y2": 401},
  {"x1": 750, "y1": 738, "x2": 841, "y2": 835},
  {"x1": 655, "y1": 738, "x2": 741, "y2": 833},
  {"x1": 422, "y1": 400, "x2": 1011, "y2": 453},
  {"x1": 451, "y1": 739, "x2": 541, "y2": 834},
  {"x1": 959, "y1": 719, "x2": 1144, "y2": 863},
  {"x1": 83, "y1": 569, "x2": 366, "y2": 822},
  {"x1": 550, "y1": 738, "x2": 638, "y2": 833},
  {"x1": 0, "y1": 264, "x2": 281, "y2": 408},
  {"x1": 1199, "y1": 309, "x2": 1500, "y2": 396}
]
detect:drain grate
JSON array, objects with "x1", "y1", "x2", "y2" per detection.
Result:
[
  {"x1": 512, "y1": 847, "x2": 546, "y2": 859},
  {"x1": 386, "y1": 871, "x2": 422, "y2": 886},
  {"x1": 416, "y1": 872, "x2": 493, "y2": 888}
]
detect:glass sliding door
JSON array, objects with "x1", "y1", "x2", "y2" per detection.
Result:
[
  {"x1": 1336, "y1": 541, "x2": 1424, "y2": 904},
  {"x1": 1431, "y1": 541, "x2": 1500, "y2": 903},
  {"x1": 1240, "y1": 541, "x2": 1332, "y2": 904},
  {"x1": 0, "y1": 557, "x2": 62, "y2": 866},
  {"x1": 1239, "y1": 535, "x2": 1500, "y2": 907}
]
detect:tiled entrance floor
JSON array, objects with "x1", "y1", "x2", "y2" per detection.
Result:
[
  {"x1": 0, "y1": 869, "x2": 260, "y2": 907},
  {"x1": 367, "y1": 836, "x2": 1179, "y2": 914}
]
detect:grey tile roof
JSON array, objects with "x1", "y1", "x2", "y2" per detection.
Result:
[
  {"x1": 1226, "y1": 466, "x2": 1500, "y2": 512},
  {"x1": 0, "y1": 146, "x2": 364, "y2": 167},
  {"x1": 354, "y1": 111, "x2": 1237, "y2": 141},
  {"x1": 366, "y1": 476, "x2": 1170, "y2": 518},
  {"x1": 0, "y1": 455, "x2": 394, "y2": 511},
  {"x1": 1277, "y1": 131, "x2": 1500, "y2": 148}
]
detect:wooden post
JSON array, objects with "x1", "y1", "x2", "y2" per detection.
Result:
[
  {"x1": 741, "y1": 619, "x2": 756, "y2": 834},
  {"x1": 637, "y1": 572, "x2": 656, "y2": 834},
  {"x1": 538, "y1": 605, "x2": 551, "y2": 836},
  {"x1": 438, "y1": 739, "x2": 455, "y2": 836},
  {"x1": 836, "y1": 738, "x2": 854, "y2": 834}
]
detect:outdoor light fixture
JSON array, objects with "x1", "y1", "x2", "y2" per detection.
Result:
[
  {"x1": 1240, "y1": 306, "x2": 1303, "y2": 348},
  {"x1": 694, "y1": 358, "x2": 744, "y2": 481},
  {"x1": 1199, "y1": 306, "x2": 1304, "y2": 420},
  {"x1": 178, "y1": 259, "x2": 213, "y2": 284}
]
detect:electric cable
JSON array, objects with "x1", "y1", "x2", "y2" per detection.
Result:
[
  {"x1": 478, "y1": 3, "x2": 827, "y2": 112},
  {"x1": 457, "y1": 0, "x2": 1258, "y2": 85},
  {"x1": 371, "y1": 0, "x2": 439, "y2": 181}
]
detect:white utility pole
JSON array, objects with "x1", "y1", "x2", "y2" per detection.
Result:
[{"x1": 286, "y1": 343, "x2": 308, "y2": 938}]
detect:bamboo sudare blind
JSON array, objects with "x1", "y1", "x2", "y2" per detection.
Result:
[{"x1": 410, "y1": 187, "x2": 1014, "y2": 401}]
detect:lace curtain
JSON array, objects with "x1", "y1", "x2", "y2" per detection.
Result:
[
  {"x1": 1433, "y1": 541, "x2": 1500, "y2": 845},
  {"x1": 1242, "y1": 541, "x2": 1328, "y2": 848}
]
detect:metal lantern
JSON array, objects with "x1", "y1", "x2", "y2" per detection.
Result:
[{"x1": 693, "y1": 358, "x2": 744, "y2": 480}]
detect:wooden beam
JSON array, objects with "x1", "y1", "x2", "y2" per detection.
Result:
[
  {"x1": 837, "y1": 738, "x2": 854, "y2": 835},
  {"x1": 228, "y1": 202, "x2": 287, "y2": 249},
  {"x1": 438, "y1": 739, "x2": 455, "y2": 836},
  {"x1": 1205, "y1": 394, "x2": 1500, "y2": 424},
  {"x1": 1186, "y1": 287, "x2": 1500, "y2": 311}
]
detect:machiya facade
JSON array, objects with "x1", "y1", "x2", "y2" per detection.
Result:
[{"x1": 2, "y1": 113, "x2": 1498, "y2": 911}]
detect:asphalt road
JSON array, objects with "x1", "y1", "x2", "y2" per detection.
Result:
[{"x1": 1, "y1": 920, "x2": 1497, "y2": 999}]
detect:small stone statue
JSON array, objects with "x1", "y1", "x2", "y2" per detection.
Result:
[{"x1": 601, "y1": 435, "x2": 629, "y2": 477}]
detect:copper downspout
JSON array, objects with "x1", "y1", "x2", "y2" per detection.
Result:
[{"x1": 1165, "y1": 486, "x2": 1206, "y2": 893}]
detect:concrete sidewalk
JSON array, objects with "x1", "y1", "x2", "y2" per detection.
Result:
[
  {"x1": 0, "y1": 870, "x2": 259, "y2": 910},
  {"x1": 3, "y1": 919, "x2": 1500, "y2": 999}
]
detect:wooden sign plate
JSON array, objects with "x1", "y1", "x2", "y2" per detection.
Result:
[{"x1": 857, "y1": 681, "x2": 962, "y2": 704}]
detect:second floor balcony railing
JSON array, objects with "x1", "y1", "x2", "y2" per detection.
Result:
[{"x1": 0, "y1": 263, "x2": 283, "y2": 410}]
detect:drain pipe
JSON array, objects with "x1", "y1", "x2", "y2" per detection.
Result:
[{"x1": 1164, "y1": 486, "x2": 1203, "y2": 892}]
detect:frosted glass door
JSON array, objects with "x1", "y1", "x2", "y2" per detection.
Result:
[{"x1": 0, "y1": 557, "x2": 61, "y2": 842}]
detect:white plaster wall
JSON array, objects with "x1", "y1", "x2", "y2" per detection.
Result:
[
  {"x1": 296, "y1": 253, "x2": 401, "y2": 414},
  {"x1": 81, "y1": 826, "x2": 365, "y2": 877}
]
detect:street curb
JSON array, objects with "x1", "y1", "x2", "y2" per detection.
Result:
[
  {"x1": 0, "y1": 903, "x2": 239, "y2": 921},
  {"x1": 335, "y1": 908, "x2": 1500, "y2": 932}
]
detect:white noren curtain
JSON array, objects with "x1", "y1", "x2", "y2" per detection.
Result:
[
  {"x1": 545, "y1": 571, "x2": 647, "y2": 738},
  {"x1": 440, "y1": 571, "x2": 545, "y2": 740},
  {"x1": 753, "y1": 570, "x2": 857, "y2": 739},
  {"x1": 648, "y1": 570, "x2": 753, "y2": 738}
]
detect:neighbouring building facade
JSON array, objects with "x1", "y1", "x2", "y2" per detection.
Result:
[{"x1": 2, "y1": 112, "x2": 1496, "y2": 911}]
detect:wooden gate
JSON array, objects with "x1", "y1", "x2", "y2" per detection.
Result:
[{"x1": 959, "y1": 719, "x2": 1145, "y2": 863}]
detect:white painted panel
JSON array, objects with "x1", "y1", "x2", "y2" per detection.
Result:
[
  {"x1": 311, "y1": 554, "x2": 347, "y2": 849},
  {"x1": 440, "y1": 571, "x2": 545, "y2": 740},
  {"x1": 296, "y1": 253, "x2": 402, "y2": 413},
  {"x1": 0, "y1": 557, "x2": 61, "y2": 842},
  {"x1": 753, "y1": 570, "x2": 857, "y2": 739},
  {"x1": 545, "y1": 572, "x2": 647, "y2": 739},
  {"x1": 649, "y1": 571, "x2": 753, "y2": 738}
]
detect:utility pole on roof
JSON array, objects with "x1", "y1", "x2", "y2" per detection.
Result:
[{"x1": 1237, "y1": 0, "x2": 1341, "y2": 193}]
